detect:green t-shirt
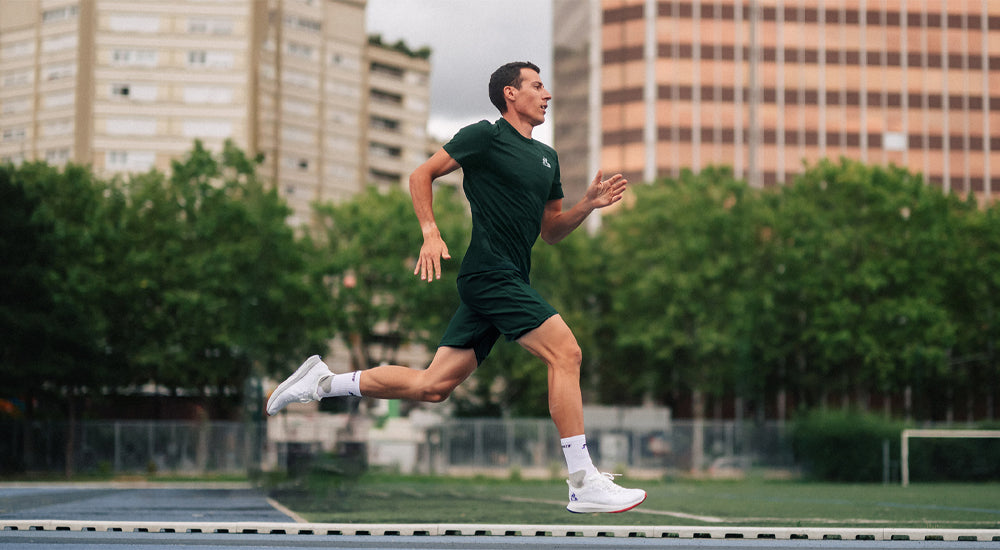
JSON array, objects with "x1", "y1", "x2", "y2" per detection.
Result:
[{"x1": 443, "y1": 118, "x2": 563, "y2": 280}]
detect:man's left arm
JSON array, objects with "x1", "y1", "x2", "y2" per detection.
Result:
[{"x1": 539, "y1": 170, "x2": 627, "y2": 244}]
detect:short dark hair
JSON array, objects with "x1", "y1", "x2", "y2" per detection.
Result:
[{"x1": 488, "y1": 61, "x2": 541, "y2": 114}]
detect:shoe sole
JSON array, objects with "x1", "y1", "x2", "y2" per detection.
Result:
[
  {"x1": 566, "y1": 492, "x2": 647, "y2": 514},
  {"x1": 265, "y1": 355, "x2": 323, "y2": 416}
]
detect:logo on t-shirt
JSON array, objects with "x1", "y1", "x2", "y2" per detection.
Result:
[{"x1": 542, "y1": 157, "x2": 552, "y2": 169}]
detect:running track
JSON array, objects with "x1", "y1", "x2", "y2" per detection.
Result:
[{"x1": 0, "y1": 484, "x2": 995, "y2": 549}]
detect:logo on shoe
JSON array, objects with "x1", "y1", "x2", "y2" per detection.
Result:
[{"x1": 570, "y1": 492, "x2": 578, "y2": 502}]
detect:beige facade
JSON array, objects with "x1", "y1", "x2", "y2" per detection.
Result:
[
  {"x1": 0, "y1": 0, "x2": 433, "y2": 226},
  {"x1": 362, "y1": 43, "x2": 430, "y2": 193},
  {"x1": 554, "y1": 0, "x2": 1000, "y2": 200}
]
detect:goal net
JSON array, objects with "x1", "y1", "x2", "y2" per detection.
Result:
[{"x1": 900, "y1": 429, "x2": 1000, "y2": 486}]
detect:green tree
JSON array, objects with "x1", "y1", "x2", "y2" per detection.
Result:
[
  {"x1": 6, "y1": 142, "x2": 330, "y2": 423},
  {"x1": 8, "y1": 162, "x2": 119, "y2": 403},
  {"x1": 600, "y1": 167, "x2": 762, "y2": 413},
  {"x1": 939, "y1": 196, "x2": 1000, "y2": 421},
  {"x1": 103, "y1": 141, "x2": 330, "y2": 411},
  {"x1": 771, "y1": 160, "x2": 960, "y2": 411}
]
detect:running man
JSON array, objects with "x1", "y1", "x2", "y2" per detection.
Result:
[{"x1": 267, "y1": 61, "x2": 646, "y2": 513}]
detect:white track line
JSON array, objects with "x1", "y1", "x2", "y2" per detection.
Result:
[{"x1": 501, "y1": 495, "x2": 728, "y2": 522}]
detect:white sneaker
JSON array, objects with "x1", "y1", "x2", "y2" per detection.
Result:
[
  {"x1": 566, "y1": 471, "x2": 647, "y2": 513},
  {"x1": 265, "y1": 355, "x2": 333, "y2": 416}
]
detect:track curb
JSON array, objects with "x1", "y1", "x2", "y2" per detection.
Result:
[{"x1": 2, "y1": 521, "x2": 998, "y2": 541}]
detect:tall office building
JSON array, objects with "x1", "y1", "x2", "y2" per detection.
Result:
[
  {"x1": 554, "y1": 0, "x2": 999, "y2": 201},
  {"x1": 0, "y1": 0, "x2": 431, "y2": 226}
]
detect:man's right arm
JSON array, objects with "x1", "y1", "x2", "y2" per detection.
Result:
[{"x1": 410, "y1": 148, "x2": 460, "y2": 282}]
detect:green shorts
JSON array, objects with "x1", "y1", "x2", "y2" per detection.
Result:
[{"x1": 439, "y1": 270, "x2": 558, "y2": 365}]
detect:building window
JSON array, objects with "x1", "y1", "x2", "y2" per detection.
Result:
[
  {"x1": 369, "y1": 168, "x2": 400, "y2": 185},
  {"x1": 282, "y1": 98, "x2": 316, "y2": 117},
  {"x1": 106, "y1": 117, "x2": 157, "y2": 136},
  {"x1": 45, "y1": 148, "x2": 71, "y2": 164},
  {"x1": 182, "y1": 86, "x2": 232, "y2": 104},
  {"x1": 182, "y1": 120, "x2": 232, "y2": 138},
  {"x1": 187, "y1": 50, "x2": 234, "y2": 69},
  {"x1": 2, "y1": 98, "x2": 30, "y2": 115},
  {"x1": 44, "y1": 61, "x2": 76, "y2": 81},
  {"x1": 370, "y1": 116, "x2": 399, "y2": 132},
  {"x1": 187, "y1": 17, "x2": 232, "y2": 35},
  {"x1": 370, "y1": 89, "x2": 402, "y2": 106},
  {"x1": 329, "y1": 52, "x2": 359, "y2": 69},
  {"x1": 282, "y1": 69, "x2": 318, "y2": 89},
  {"x1": 187, "y1": 51, "x2": 206, "y2": 66},
  {"x1": 111, "y1": 83, "x2": 130, "y2": 98},
  {"x1": 106, "y1": 150, "x2": 155, "y2": 171},
  {"x1": 44, "y1": 92, "x2": 74, "y2": 108},
  {"x1": 111, "y1": 83, "x2": 157, "y2": 101},
  {"x1": 2, "y1": 127, "x2": 27, "y2": 142},
  {"x1": 283, "y1": 15, "x2": 320, "y2": 32},
  {"x1": 111, "y1": 49, "x2": 158, "y2": 67},
  {"x1": 42, "y1": 33, "x2": 76, "y2": 53},
  {"x1": 369, "y1": 142, "x2": 401, "y2": 158},
  {"x1": 42, "y1": 5, "x2": 78, "y2": 23},
  {"x1": 108, "y1": 14, "x2": 160, "y2": 33},
  {"x1": 281, "y1": 126, "x2": 312, "y2": 143},
  {"x1": 286, "y1": 41, "x2": 314, "y2": 60},
  {"x1": 370, "y1": 62, "x2": 403, "y2": 79},
  {"x1": 1, "y1": 40, "x2": 34, "y2": 58},
  {"x1": 43, "y1": 119, "x2": 73, "y2": 136},
  {"x1": 2, "y1": 70, "x2": 32, "y2": 88}
]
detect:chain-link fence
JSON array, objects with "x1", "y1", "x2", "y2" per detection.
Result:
[
  {"x1": 417, "y1": 418, "x2": 795, "y2": 476},
  {"x1": 2, "y1": 417, "x2": 795, "y2": 477},
  {"x1": 0, "y1": 420, "x2": 266, "y2": 475}
]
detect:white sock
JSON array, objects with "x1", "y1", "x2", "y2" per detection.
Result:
[
  {"x1": 561, "y1": 434, "x2": 598, "y2": 476},
  {"x1": 318, "y1": 371, "x2": 362, "y2": 398}
]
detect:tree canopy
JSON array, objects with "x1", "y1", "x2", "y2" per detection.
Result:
[{"x1": 2, "y1": 145, "x2": 997, "y2": 423}]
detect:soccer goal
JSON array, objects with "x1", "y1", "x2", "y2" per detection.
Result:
[{"x1": 900, "y1": 429, "x2": 1000, "y2": 486}]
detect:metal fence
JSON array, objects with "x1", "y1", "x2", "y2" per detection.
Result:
[
  {"x1": 0, "y1": 420, "x2": 266, "y2": 475},
  {"x1": 418, "y1": 418, "x2": 795, "y2": 476},
  {"x1": 1, "y1": 417, "x2": 794, "y2": 477}
]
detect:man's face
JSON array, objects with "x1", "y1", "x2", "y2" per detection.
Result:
[{"x1": 508, "y1": 68, "x2": 551, "y2": 126}]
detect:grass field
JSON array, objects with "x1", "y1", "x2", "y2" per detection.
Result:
[{"x1": 270, "y1": 473, "x2": 1000, "y2": 529}]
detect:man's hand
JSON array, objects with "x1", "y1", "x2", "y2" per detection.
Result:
[
  {"x1": 414, "y1": 231, "x2": 451, "y2": 282},
  {"x1": 584, "y1": 170, "x2": 627, "y2": 209}
]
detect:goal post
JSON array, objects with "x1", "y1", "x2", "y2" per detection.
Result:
[{"x1": 900, "y1": 429, "x2": 1000, "y2": 487}]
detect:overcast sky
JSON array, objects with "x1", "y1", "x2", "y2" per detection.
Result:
[{"x1": 365, "y1": 0, "x2": 554, "y2": 144}]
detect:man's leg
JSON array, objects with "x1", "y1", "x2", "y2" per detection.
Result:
[
  {"x1": 266, "y1": 346, "x2": 477, "y2": 415},
  {"x1": 515, "y1": 314, "x2": 584, "y2": 438},
  {"x1": 517, "y1": 314, "x2": 646, "y2": 513},
  {"x1": 358, "y1": 346, "x2": 478, "y2": 402}
]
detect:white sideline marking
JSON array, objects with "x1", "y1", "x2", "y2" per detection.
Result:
[
  {"x1": 499, "y1": 495, "x2": 726, "y2": 522},
  {"x1": 266, "y1": 497, "x2": 308, "y2": 524}
]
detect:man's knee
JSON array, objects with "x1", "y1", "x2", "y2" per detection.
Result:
[
  {"x1": 549, "y1": 341, "x2": 582, "y2": 375},
  {"x1": 420, "y1": 380, "x2": 456, "y2": 403}
]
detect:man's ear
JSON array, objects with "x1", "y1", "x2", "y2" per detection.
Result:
[{"x1": 504, "y1": 85, "x2": 517, "y2": 102}]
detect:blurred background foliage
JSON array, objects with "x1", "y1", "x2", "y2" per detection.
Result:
[{"x1": 2, "y1": 142, "x2": 998, "y2": 426}]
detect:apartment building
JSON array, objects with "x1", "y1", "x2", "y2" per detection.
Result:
[
  {"x1": 0, "y1": 0, "x2": 432, "y2": 226},
  {"x1": 363, "y1": 38, "x2": 431, "y2": 193},
  {"x1": 554, "y1": 0, "x2": 1000, "y2": 201}
]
